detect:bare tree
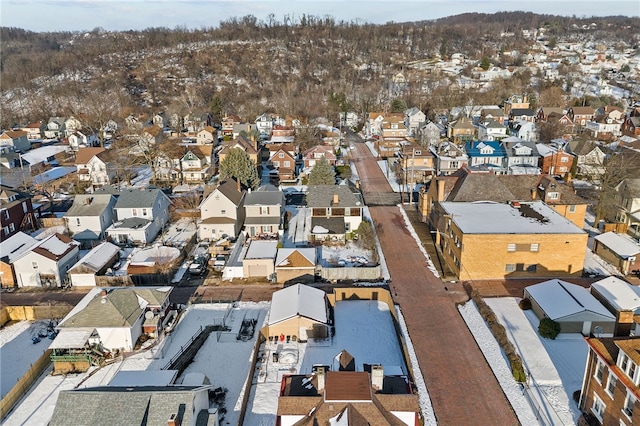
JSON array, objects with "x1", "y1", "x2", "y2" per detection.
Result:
[{"x1": 593, "y1": 150, "x2": 640, "y2": 225}]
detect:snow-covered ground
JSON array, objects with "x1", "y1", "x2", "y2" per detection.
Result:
[
  {"x1": 282, "y1": 205, "x2": 311, "y2": 247},
  {"x1": 483, "y1": 297, "x2": 587, "y2": 425},
  {"x1": 0, "y1": 320, "x2": 53, "y2": 399},
  {"x1": 397, "y1": 205, "x2": 440, "y2": 278},
  {"x1": 318, "y1": 242, "x2": 374, "y2": 267},
  {"x1": 160, "y1": 218, "x2": 196, "y2": 249},
  {"x1": 243, "y1": 299, "x2": 435, "y2": 425}
]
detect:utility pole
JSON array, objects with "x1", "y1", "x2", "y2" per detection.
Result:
[{"x1": 409, "y1": 148, "x2": 416, "y2": 204}]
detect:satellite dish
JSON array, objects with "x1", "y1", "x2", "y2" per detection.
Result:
[
  {"x1": 594, "y1": 326, "x2": 602, "y2": 337},
  {"x1": 145, "y1": 311, "x2": 155, "y2": 320}
]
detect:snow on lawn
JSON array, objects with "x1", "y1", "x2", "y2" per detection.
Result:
[
  {"x1": 397, "y1": 205, "x2": 440, "y2": 278},
  {"x1": 1, "y1": 321, "x2": 53, "y2": 399},
  {"x1": 319, "y1": 241, "x2": 374, "y2": 267},
  {"x1": 484, "y1": 298, "x2": 587, "y2": 426},
  {"x1": 244, "y1": 300, "x2": 434, "y2": 425},
  {"x1": 282, "y1": 206, "x2": 311, "y2": 247}
]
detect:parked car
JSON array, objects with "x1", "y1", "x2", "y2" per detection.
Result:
[{"x1": 214, "y1": 255, "x2": 227, "y2": 269}]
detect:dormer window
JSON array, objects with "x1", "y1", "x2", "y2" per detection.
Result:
[{"x1": 546, "y1": 192, "x2": 559, "y2": 200}]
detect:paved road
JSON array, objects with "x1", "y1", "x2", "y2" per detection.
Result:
[{"x1": 352, "y1": 133, "x2": 519, "y2": 425}]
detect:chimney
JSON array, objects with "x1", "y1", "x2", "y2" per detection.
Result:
[
  {"x1": 530, "y1": 187, "x2": 537, "y2": 200},
  {"x1": 371, "y1": 365, "x2": 384, "y2": 391},
  {"x1": 237, "y1": 179, "x2": 241, "y2": 192},
  {"x1": 333, "y1": 194, "x2": 339, "y2": 205},
  {"x1": 437, "y1": 178, "x2": 445, "y2": 202},
  {"x1": 167, "y1": 413, "x2": 180, "y2": 426},
  {"x1": 85, "y1": 197, "x2": 91, "y2": 205},
  {"x1": 316, "y1": 367, "x2": 326, "y2": 391},
  {"x1": 100, "y1": 289, "x2": 107, "y2": 297}
]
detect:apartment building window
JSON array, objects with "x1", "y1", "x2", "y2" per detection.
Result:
[
  {"x1": 505, "y1": 264, "x2": 515, "y2": 272},
  {"x1": 595, "y1": 359, "x2": 605, "y2": 383},
  {"x1": 624, "y1": 391, "x2": 636, "y2": 419},
  {"x1": 591, "y1": 393, "x2": 605, "y2": 423},
  {"x1": 606, "y1": 374, "x2": 617, "y2": 398},
  {"x1": 530, "y1": 243, "x2": 539, "y2": 252},
  {"x1": 507, "y1": 243, "x2": 516, "y2": 252},
  {"x1": 569, "y1": 205, "x2": 576, "y2": 213}
]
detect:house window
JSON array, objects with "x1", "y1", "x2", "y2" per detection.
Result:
[
  {"x1": 32, "y1": 261, "x2": 38, "y2": 269},
  {"x1": 505, "y1": 264, "x2": 515, "y2": 272},
  {"x1": 591, "y1": 393, "x2": 606, "y2": 423},
  {"x1": 142, "y1": 209, "x2": 148, "y2": 216},
  {"x1": 284, "y1": 161, "x2": 291, "y2": 168},
  {"x1": 595, "y1": 359, "x2": 605, "y2": 383},
  {"x1": 260, "y1": 206, "x2": 269, "y2": 215},
  {"x1": 262, "y1": 226, "x2": 271, "y2": 233},
  {"x1": 273, "y1": 161, "x2": 280, "y2": 168},
  {"x1": 415, "y1": 150, "x2": 421, "y2": 155},
  {"x1": 624, "y1": 391, "x2": 636, "y2": 418},
  {"x1": 530, "y1": 243, "x2": 539, "y2": 252},
  {"x1": 606, "y1": 374, "x2": 617, "y2": 398},
  {"x1": 561, "y1": 157, "x2": 569, "y2": 162},
  {"x1": 220, "y1": 209, "x2": 226, "y2": 215},
  {"x1": 2, "y1": 226, "x2": 8, "y2": 235},
  {"x1": 507, "y1": 243, "x2": 516, "y2": 252},
  {"x1": 279, "y1": 152, "x2": 284, "y2": 158},
  {"x1": 569, "y1": 205, "x2": 576, "y2": 213},
  {"x1": 547, "y1": 192, "x2": 559, "y2": 200},
  {"x1": 450, "y1": 161, "x2": 459, "y2": 168},
  {"x1": 2, "y1": 210, "x2": 8, "y2": 220},
  {"x1": 559, "y1": 167, "x2": 567, "y2": 172},
  {"x1": 76, "y1": 218, "x2": 81, "y2": 226},
  {"x1": 132, "y1": 208, "x2": 138, "y2": 217},
  {"x1": 9, "y1": 223, "x2": 15, "y2": 232}
]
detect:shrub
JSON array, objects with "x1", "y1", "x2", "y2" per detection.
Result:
[
  {"x1": 539, "y1": 317, "x2": 561, "y2": 339},
  {"x1": 519, "y1": 298, "x2": 532, "y2": 310}
]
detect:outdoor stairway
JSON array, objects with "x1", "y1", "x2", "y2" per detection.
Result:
[{"x1": 163, "y1": 325, "x2": 216, "y2": 375}]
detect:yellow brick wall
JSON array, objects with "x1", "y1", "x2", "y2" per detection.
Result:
[
  {"x1": 442, "y1": 229, "x2": 587, "y2": 280},
  {"x1": 549, "y1": 204, "x2": 587, "y2": 228},
  {"x1": 0, "y1": 262, "x2": 15, "y2": 288}
]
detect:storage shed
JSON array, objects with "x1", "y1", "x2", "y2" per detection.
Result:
[
  {"x1": 264, "y1": 284, "x2": 329, "y2": 342},
  {"x1": 593, "y1": 232, "x2": 640, "y2": 275},
  {"x1": 274, "y1": 247, "x2": 317, "y2": 284},
  {"x1": 242, "y1": 240, "x2": 277, "y2": 278},
  {"x1": 590, "y1": 276, "x2": 640, "y2": 336},
  {"x1": 524, "y1": 279, "x2": 615, "y2": 335}
]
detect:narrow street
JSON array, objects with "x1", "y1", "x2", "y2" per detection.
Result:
[{"x1": 351, "y1": 135, "x2": 519, "y2": 425}]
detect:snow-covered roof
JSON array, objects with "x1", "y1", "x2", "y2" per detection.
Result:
[
  {"x1": 32, "y1": 167, "x2": 76, "y2": 185},
  {"x1": 129, "y1": 246, "x2": 180, "y2": 266},
  {"x1": 594, "y1": 232, "x2": 640, "y2": 258},
  {"x1": 48, "y1": 328, "x2": 94, "y2": 350},
  {"x1": 0, "y1": 231, "x2": 38, "y2": 263},
  {"x1": 69, "y1": 241, "x2": 119, "y2": 273},
  {"x1": 245, "y1": 240, "x2": 278, "y2": 260},
  {"x1": 20, "y1": 145, "x2": 67, "y2": 165},
  {"x1": 440, "y1": 201, "x2": 584, "y2": 234},
  {"x1": 108, "y1": 370, "x2": 178, "y2": 387},
  {"x1": 591, "y1": 276, "x2": 640, "y2": 312},
  {"x1": 275, "y1": 248, "x2": 316, "y2": 267},
  {"x1": 525, "y1": 279, "x2": 615, "y2": 321},
  {"x1": 269, "y1": 284, "x2": 327, "y2": 325}
]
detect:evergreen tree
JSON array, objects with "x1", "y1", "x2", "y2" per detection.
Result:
[
  {"x1": 480, "y1": 56, "x2": 491, "y2": 70},
  {"x1": 308, "y1": 156, "x2": 336, "y2": 185},
  {"x1": 219, "y1": 147, "x2": 260, "y2": 189}
]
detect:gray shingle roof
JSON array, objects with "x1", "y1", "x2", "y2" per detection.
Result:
[
  {"x1": 216, "y1": 179, "x2": 244, "y2": 206},
  {"x1": 114, "y1": 188, "x2": 166, "y2": 209},
  {"x1": 65, "y1": 194, "x2": 115, "y2": 217},
  {"x1": 306, "y1": 185, "x2": 362, "y2": 208},
  {"x1": 244, "y1": 188, "x2": 284, "y2": 206}
]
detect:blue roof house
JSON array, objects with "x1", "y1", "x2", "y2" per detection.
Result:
[{"x1": 463, "y1": 140, "x2": 507, "y2": 174}]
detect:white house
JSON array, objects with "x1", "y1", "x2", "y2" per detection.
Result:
[
  {"x1": 64, "y1": 116, "x2": 83, "y2": 137},
  {"x1": 196, "y1": 126, "x2": 216, "y2": 144},
  {"x1": 477, "y1": 120, "x2": 507, "y2": 141},
  {"x1": 255, "y1": 113, "x2": 274, "y2": 136},
  {"x1": 338, "y1": 111, "x2": 359, "y2": 128},
  {"x1": 405, "y1": 107, "x2": 426, "y2": 136},
  {"x1": 243, "y1": 184, "x2": 285, "y2": 238},
  {"x1": 13, "y1": 233, "x2": 80, "y2": 287},
  {"x1": 75, "y1": 147, "x2": 113, "y2": 188},
  {"x1": 68, "y1": 131, "x2": 88, "y2": 151},
  {"x1": 64, "y1": 194, "x2": 116, "y2": 248},
  {"x1": 106, "y1": 189, "x2": 171, "y2": 245},
  {"x1": 509, "y1": 119, "x2": 538, "y2": 141},
  {"x1": 199, "y1": 179, "x2": 246, "y2": 241}
]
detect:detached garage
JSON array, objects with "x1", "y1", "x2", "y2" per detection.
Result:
[
  {"x1": 242, "y1": 240, "x2": 277, "y2": 279},
  {"x1": 263, "y1": 284, "x2": 329, "y2": 342},
  {"x1": 524, "y1": 279, "x2": 615, "y2": 335}
]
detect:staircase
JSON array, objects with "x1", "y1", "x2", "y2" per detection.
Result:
[{"x1": 162, "y1": 325, "x2": 216, "y2": 375}]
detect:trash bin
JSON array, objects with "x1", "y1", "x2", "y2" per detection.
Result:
[{"x1": 273, "y1": 353, "x2": 279, "y2": 363}]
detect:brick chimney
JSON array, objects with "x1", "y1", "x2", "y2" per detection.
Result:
[
  {"x1": 371, "y1": 365, "x2": 384, "y2": 391},
  {"x1": 333, "y1": 194, "x2": 339, "y2": 205},
  {"x1": 316, "y1": 367, "x2": 326, "y2": 391},
  {"x1": 436, "y1": 178, "x2": 445, "y2": 202},
  {"x1": 167, "y1": 413, "x2": 180, "y2": 426}
]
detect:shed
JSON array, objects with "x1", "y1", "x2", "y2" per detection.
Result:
[
  {"x1": 593, "y1": 232, "x2": 640, "y2": 275},
  {"x1": 265, "y1": 284, "x2": 329, "y2": 341},
  {"x1": 68, "y1": 241, "x2": 120, "y2": 287},
  {"x1": 275, "y1": 247, "x2": 317, "y2": 284},
  {"x1": 523, "y1": 279, "x2": 615, "y2": 335},
  {"x1": 590, "y1": 276, "x2": 640, "y2": 336},
  {"x1": 242, "y1": 240, "x2": 278, "y2": 278}
]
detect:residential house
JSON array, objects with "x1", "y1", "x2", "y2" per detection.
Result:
[
  {"x1": 233, "y1": 122, "x2": 259, "y2": 140},
  {"x1": 68, "y1": 131, "x2": 89, "y2": 151},
  {"x1": 418, "y1": 121, "x2": 443, "y2": 147},
  {"x1": 54, "y1": 286, "x2": 172, "y2": 355},
  {"x1": 140, "y1": 125, "x2": 163, "y2": 145},
  {"x1": 586, "y1": 113, "x2": 624, "y2": 140},
  {"x1": 183, "y1": 112, "x2": 211, "y2": 133},
  {"x1": 106, "y1": 188, "x2": 171, "y2": 245},
  {"x1": 404, "y1": 107, "x2": 426, "y2": 136},
  {"x1": 621, "y1": 116, "x2": 640, "y2": 138},
  {"x1": 503, "y1": 94, "x2": 530, "y2": 115},
  {"x1": 277, "y1": 369, "x2": 420, "y2": 425},
  {"x1": 501, "y1": 137, "x2": 541, "y2": 175},
  {"x1": 180, "y1": 145, "x2": 213, "y2": 184},
  {"x1": 199, "y1": 179, "x2": 246, "y2": 241},
  {"x1": 101, "y1": 119, "x2": 118, "y2": 141},
  {"x1": 0, "y1": 130, "x2": 30, "y2": 153},
  {"x1": 242, "y1": 240, "x2": 277, "y2": 278},
  {"x1": 255, "y1": 113, "x2": 275, "y2": 136},
  {"x1": 0, "y1": 185, "x2": 38, "y2": 241},
  {"x1": 64, "y1": 116, "x2": 82, "y2": 137},
  {"x1": 274, "y1": 249, "x2": 317, "y2": 284},
  {"x1": 75, "y1": 147, "x2": 114, "y2": 189},
  {"x1": 268, "y1": 146, "x2": 297, "y2": 182},
  {"x1": 152, "y1": 112, "x2": 166, "y2": 129},
  {"x1": 67, "y1": 241, "x2": 120, "y2": 287},
  {"x1": 338, "y1": 111, "x2": 359, "y2": 128},
  {"x1": 536, "y1": 141, "x2": 575, "y2": 176},
  {"x1": 0, "y1": 232, "x2": 37, "y2": 287},
  {"x1": 50, "y1": 385, "x2": 214, "y2": 426},
  {"x1": 21, "y1": 122, "x2": 45, "y2": 140},
  {"x1": 64, "y1": 194, "x2": 117, "y2": 248},
  {"x1": 302, "y1": 145, "x2": 337, "y2": 169},
  {"x1": 508, "y1": 108, "x2": 536, "y2": 124},
  {"x1": 509, "y1": 119, "x2": 538, "y2": 141},
  {"x1": 12, "y1": 233, "x2": 80, "y2": 287},
  {"x1": 590, "y1": 276, "x2": 640, "y2": 337},
  {"x1": 568, "y1": 106, "x2": 595, "y2": 128},
  {"x1": 44, "y1": 117, "x2": 66, "y2": 139},
  {"x1": 243, "y1": 184, "x2": 285, "y2": 238},
  {"x1": 612, "y1": 179, "x2": 640, "y2": 239},
  {"x1": 447, "y1": 117, "x2": 476, "y2": 143},
  {"x1": 477, "y1": 120, "x2": 507, "y2": 141},
  {"x1": 397, "y1": 140, "x2": 434, "y2": 185},
  {"x1": 221, "y1": 114, "x2": 242, "y2": 138},
  {"x1": 578, "y1": 337, "x2": 640, "y2": 426},
  {"x1": 366, "y1": 112, "x2": 385, "y2": 137},
  {"x1": 533, "y1": 174, "x2": 589, "y2": 227},
  {"x1": 263, "y1": 283, "x2": 329, "y2": 340},
  {"x1": 306, "y1": 185, "x2": 363, "y2": 243},
  {"x1": 433, "y1": 200, "x2": 587, "y2": 280},
  {"x1": 523, "y1": 279, "x2": 615, "y2": 334},
  {"x1": 463, "y1": 140, "x2": 507, "y2": 174},
  {"x1": 217, "y1": 135, "x2": 259, "y2": 165},
  {"x1": 568, "y1": 139, "x2": 606, "y2": 179},
  {"x1": 429, "y1": 141, "x2": 468, "y2": 176},
  {"x1": 536, "y1": 107, "x2": 566, "y2": 123},
  {"x1": 196, "y1": 126, "x2": 216, "y2": 144},
  {"x1": 481, "y1": 107, "x2": 508, "y2": 125},
  {"x1": 593, "y1": 232, "x2": 640, "y2": 276}
]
